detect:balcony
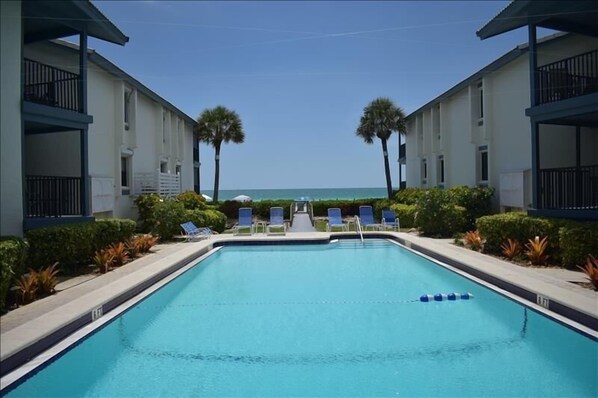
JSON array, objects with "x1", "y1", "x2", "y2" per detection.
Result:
[
  {"x1": 25, "y1": 176, "x2": 82, "y2": 217},
  {"x1": 535, "y1": 50, "x2": 598, "y2": 106},
  {"x1": 538, "y1": 165, "x2": 598, "y2": 210},
  {"x1": 134, "y1": 172, "x2": 181, "y2": 197},
  {"x1": 24, "y1": 58, "x2": 81, "y2": 113}
]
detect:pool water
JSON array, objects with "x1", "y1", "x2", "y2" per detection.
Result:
[{"x1": 4, "y1": 240, "x2": 597, "y2": 396}]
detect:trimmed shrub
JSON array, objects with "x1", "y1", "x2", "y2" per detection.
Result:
[
  {"x1": 176, "y1": 191, "x2": 207, "y2": 210},
  {"x1": 559, "y1": 223, "x2": 598, "y2": 269},
  {"x1": 134, "y1": 193, "x2": 161, "y2": 232},
  {"x1": 448, "y1": 186, "x2": 494, "y2": 229},
  {"x1": 95, "y1": 219, "x2": 136, "y2": 249},
  {"x1": 395, "y1": 188, "x2": 430, "y2": 205},
  {"x1": 389, "y1": 203, "x2": 417, "y2": 229},
  {"x1": 152, "y1": 199, "x2": 186, "y2": 239},
  {"x1": 414, "y1": 189, "x2": 467, "y2": 237},
  {"x1": 185, "y1": 209, "x2": 227, "y2": 233},
  {"x1": 217, "y1": 200, "x2": 245, "y2": 220},
  {"x1": 476, "y1": 213, "x2": 556, "y2": 255},
  {"x1": 0, "y1": 237, "x2": 29, "y2": 313},
  {"x1": 26, "y1": 219, "x2": 136, "y2": 274}
]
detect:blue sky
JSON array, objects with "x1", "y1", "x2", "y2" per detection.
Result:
[{"x1": 89, "y1": 0, "x2": 530, "y2": 190}]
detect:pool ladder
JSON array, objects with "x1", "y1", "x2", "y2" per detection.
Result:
[{"x1": 354, "y1": 216, "x2": 364, "y2": 243}]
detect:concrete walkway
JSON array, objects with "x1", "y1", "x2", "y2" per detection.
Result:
[
  {"x1": 1, "y1": 231, "x2": 596, "y2": 383},
  {"x1": 288, "y1": 212, "x2": 316, "y2": 232}
]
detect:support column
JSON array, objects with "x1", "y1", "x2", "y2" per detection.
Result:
[
  {"x1": 528, "y1": 25, "x2": 537, "y2": 107},
  {"x1": 529, "y1": 24, "x2": 539, "y2": 210},
  {"x1": 531, "y1": 121, "x2": 540, "y2": 209},
  {"x1": 79, "y1": 31, "x2": 90, "y2": 215},
  {"x1": 575, "y1": 126, "x2": 582, "y2": 207}
]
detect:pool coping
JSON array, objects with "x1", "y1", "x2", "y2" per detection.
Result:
[{"x1": 1, "y1": 231, "x2": 596, "y2": 383}]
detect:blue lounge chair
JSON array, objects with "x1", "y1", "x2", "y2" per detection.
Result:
[
  {"x1": 180, "y1": 221, "x2": 212, "y2": 241},
  {"x1": 359, "y1": 206, "x2": 380, "y2": 231},
  {"x1": 267, "y1": 207, "x2": 286, "y2": 235},
  {"x1": 381, "y1": 209, "x2": 400, "y2": 231},
  {"x1": 233, "y1": 207, "x2": 254, "y2": 235},
  {"x1": 326, "y1": 208, "x2": 347, "y2": 232}
]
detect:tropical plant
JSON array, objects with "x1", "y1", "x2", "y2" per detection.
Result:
[
  {"x1": 577, "y1": 255, "x2": 598, "y2": 290},
  {"x1": 356, "y1": 97, "x2": 406, "y2": 199},
  {"x1": 93, "y1": 250, "x2": 114, "y2": 274},
  {"x1": 195, "y1": 106, "x2": 245, "y2": 202},
  {"x1": 463, "y1": 230, "x2": 484, "y2": 251},
  {"x1": 176, "y1": 191, "x2": 207, "y2": 210},
  {"x1": 126, "y1": 239, "x2": 141, "y2": 259},
  {"x1": 501, "y1": 238, "x2": 521, "y2": 260},
  {"x1": 15, "y1": 273, "x2": 38, "y2": 305},
  {"x1": 36, "y1": 262, "x2": 59, "y2": 296},
  {"x1": 106, "y1": 242, "x2": 129, "y2": 267},
  {"x1": 525, "y1": 236, "x2": 550, "y2": 265},
  {"x1": 135, "y1": 234, "x2": 159, "y2": 254}
]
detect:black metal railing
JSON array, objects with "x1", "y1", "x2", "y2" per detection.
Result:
[
  {"x1": 535, "y1": 50, "x2": 598, "y2": 105},
  {"x1": 26, "y1": 176, "x2": 82, "y2": 217},
  {"x1": 24, "y1": 58, "x2": 81, "y2": 112},
  {"x1": 539, "y1": 165, "x2": 598, "y2": 210}
]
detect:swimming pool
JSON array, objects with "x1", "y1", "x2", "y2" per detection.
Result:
[{"x1": 3, "y1": 239, "x2": 597, "y2": 396}]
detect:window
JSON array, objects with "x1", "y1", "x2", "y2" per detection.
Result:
[
  {"x1": 477, "y1": 81, "x2": 484, "y2": 123},
  {"x1": 421, "y1": 158, "x2": 427, "y2": 185},
  {"x1": 438, "y1": 155, "x2": 445, "y2": 185},
  {"x1": 124, "y1": 90, "x2": 131, "y2": 130},
  {"x1": 175, "y1": 165, "x2": 181, "y2": 175},
  {"x1": 162, "y1": 112, "x2": 166, "y2": 144},
  {"x1": 121, "y1": 156, "x2": 130, "y2": 195},
  {"x1": 478, "y1": 145, "x2": 488, "y2": 183},
  {"x1": 160, "y1": 161, "x2": 168, "y2": 173}
]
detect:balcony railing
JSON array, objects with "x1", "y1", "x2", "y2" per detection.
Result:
[
  {"x1": 24, "y1": 58, "x2": 81, "y2": 112},
  {"x1": 134, "y1": 172, "x2": 181, "y2": 197},
  {"x1": 26, "y1": 176, "x2": 82, "y2": 217},
  {"x1": 535, "y1": 50, "x2": 598, "y2": 105},
  {"x1": 539, "y1": 165, "x2": 598, "y2": 210}
]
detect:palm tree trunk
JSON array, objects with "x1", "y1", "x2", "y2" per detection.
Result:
[
  {"x1": 213, "y1": 144, "x2": 221, "y2": 202},
  {"x1": 381, "y1": 138, "x2": 393, "y2": 199}
]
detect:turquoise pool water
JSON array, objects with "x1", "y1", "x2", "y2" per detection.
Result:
[{"x1": 4, "y1": 240, "x2": 597, "y2": 396}]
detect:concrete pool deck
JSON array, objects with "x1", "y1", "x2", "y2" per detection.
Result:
[{"x1": 1, "y1": 231, "x2": 597, "y2": 380}]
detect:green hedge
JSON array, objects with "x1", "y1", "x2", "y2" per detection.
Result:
[
  {"x1": 558, "y1": 224, "x2": 598, "y2": 268},
  {"x1": 414, "y1": 189, "x2": 467, "y2": 237},
  {"x1": 26, "y1": 219, "x2": 136, "y2": 274},
  {"x1": 476, "y1": 213, "x2": 556, "y2": 254},
  {"x1": 0, "y1": 237, "x2": 29, "y2": 313},
  {"x1": 476, "y1": 213, "x2": 597, "y2": 268},
  {"x1": 389, "y1": 203, "x2": 417, "y2": 229},
  {"x1": 447, "y1": 186, "x2": 494, "y2": 229},
  {"x1": 185, "y1": 209, "x2": 227, "y2": 233}
]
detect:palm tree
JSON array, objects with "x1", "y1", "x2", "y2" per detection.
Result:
[
  {"x1": 356, "y1": 97, "x2": 406, "y2": 199},
  {"x1": 195, "y1": 106, "x2": 245, "y2": 202}
]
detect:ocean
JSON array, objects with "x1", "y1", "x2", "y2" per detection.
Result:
[{"x1": 201, "y1": 187, "x2": 391, "y2": 201}]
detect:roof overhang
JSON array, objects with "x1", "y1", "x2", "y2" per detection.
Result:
[
  {"x1": 477, "y1": 0, "x2": 598, "y2": 40},
  {"x1": 23, "y1": 0, "x2": 128, "y2": 45}
]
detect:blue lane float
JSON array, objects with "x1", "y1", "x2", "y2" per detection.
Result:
[{"x1": 419, "y1": 293, "x2": 474, "y2": 302}]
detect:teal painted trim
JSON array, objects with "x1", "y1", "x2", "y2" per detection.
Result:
[
  {"x1": 528, "y1": 209, "x2": 598, "y2": 221},
  {"x1": 22, "y1": 102, "x2": 93, "y2": 129},
  {"x1": 23, "y1": 216, "x2": 95, "y2": 231},
  {"x1": 525, "y1": 93, "x2": 598, "y2": 123}
]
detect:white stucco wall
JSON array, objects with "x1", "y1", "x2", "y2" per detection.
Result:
[
  {"x1": 0, "y1": 0, "x2": 24, "y2": 236},
  {"x1": 404, "y1": 33, "x2": 598, "y2": 212}
]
